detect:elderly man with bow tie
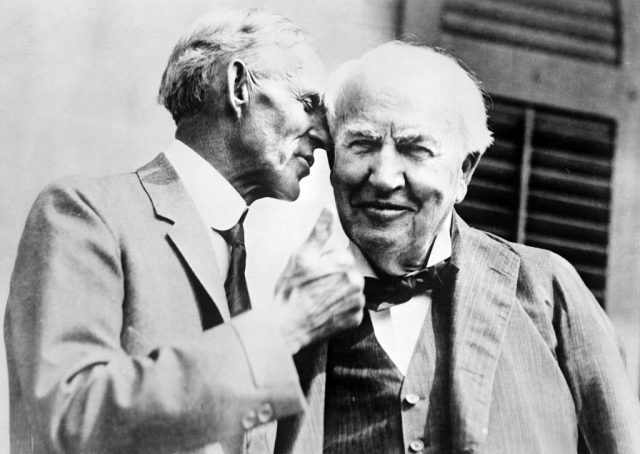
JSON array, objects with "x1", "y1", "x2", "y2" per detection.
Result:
[{"x1": 274, "y1": 42, "x2": 640, "y2": 454}]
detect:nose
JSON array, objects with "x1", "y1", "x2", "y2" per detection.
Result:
[
  {"x1": 368, "y1": 142, "x2": 405, "y2": 193},
  {"x1": 308, "y1": 111, "x2": 331, "y2": 150}
]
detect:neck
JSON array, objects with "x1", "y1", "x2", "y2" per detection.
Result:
[
  {"x1": 364, "y1": 239, "x2": 434, "y2": 277},
  {"x1": 175, "y1": 115, "x2": 266, "y2": 205},
  {"x1": 357, "y1": 211, "x2": 454, "y2": 276}
]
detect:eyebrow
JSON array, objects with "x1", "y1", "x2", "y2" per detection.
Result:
[
  {"x1": 293, "y1": 84, "x2": 321, "y2": 104},
  {"x1": 393, "y1": 131, "x2": 440, "y2": 149},
  {"x1": 340, "y1": 126, "x2": 384, "y2": 142},
  {"x1": 300, "y1": 92, "x2": 321, "y2": 108},
  {"x1": 340, "y1": 127, "x2": 440, "y2": 149},
  {"x1": 394, "y1": 134, "x2": 424, "y2": 145}
]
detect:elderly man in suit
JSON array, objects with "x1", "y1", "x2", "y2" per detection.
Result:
[
  {"x1": 275, "y1": 42, "x2": 640, "y2": 454},
  {"x1": 4, "y1": 9, "x2": 364, "y2": 454}
]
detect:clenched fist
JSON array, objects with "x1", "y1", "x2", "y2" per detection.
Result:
[{"x1": 271, "y1": 208, "x2": 365, "y2": 354}]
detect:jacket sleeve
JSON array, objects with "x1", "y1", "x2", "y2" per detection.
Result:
[
  {"x1": 4, "y1": 179, "x2": 305, "y2": 453},
  {"x1": 549, "y1": 252, "x2": 640, "y2": 454}
]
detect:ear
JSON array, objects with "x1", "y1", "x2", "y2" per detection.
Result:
[
  {"x1": 455, "y1": 151, "x2": 482, "y2": 203},
  {"x1": 226, "y1": 59, "x2": 250, "y2": 120}
]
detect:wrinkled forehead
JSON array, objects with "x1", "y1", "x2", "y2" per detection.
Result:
[
  {"x1": 333, "y1": 72, "x2": 462, "y2": 144},
  {"x1": 260, "y1": 43, "x2": 326, "y2": 91}
]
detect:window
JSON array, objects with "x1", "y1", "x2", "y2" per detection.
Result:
[
  {"x1": 458, "y1": 98, "x2": 615, "y2": 306},
  {"x1": 441, "y1": 0, "x2": 621, "y2": 64}
]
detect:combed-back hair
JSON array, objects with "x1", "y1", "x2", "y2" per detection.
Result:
[
  {"x1": 158, "y1": 8, "x2": 313, "y2": 123},
  {"x1": 324, "y1": 41, "x2": 494, "y2": 156}
]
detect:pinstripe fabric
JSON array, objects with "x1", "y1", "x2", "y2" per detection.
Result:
[
  {"x1": 401, "y1": 299, "x2": 440, "y2": 451},
  {"x1": 274, "y1": 213, "x2": 640, "y2": 454},
  {"x1": 324, "y1": 312, "x2": 405, "y2": 453}
]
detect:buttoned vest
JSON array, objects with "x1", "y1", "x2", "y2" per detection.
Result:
[{"x1": 324, "y1": 300, "x2": 448, "y2": 453}]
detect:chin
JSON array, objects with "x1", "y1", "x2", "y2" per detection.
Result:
[
  {"x1": 349, "y1": 225, "x2": 401, "y2": 254},
  {"x1": 270, "y1": 174, "x2": 301, "y2": 201},
  {"x1": 278, "y1": 184, "x2": 301, "y2": 201}
]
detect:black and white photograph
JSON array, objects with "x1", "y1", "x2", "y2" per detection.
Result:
[{"x1": 1, "y1": 1, "x2": 639, "y2": 453}]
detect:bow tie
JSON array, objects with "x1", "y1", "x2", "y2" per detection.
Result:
[{"x1": 363, "y1": 259, "x2": 457, "y2": 311}]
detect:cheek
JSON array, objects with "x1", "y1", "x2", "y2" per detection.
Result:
[
  {"x1": 330, "y1": 151, "x2": 368, "y2": 190},
  {"x1": 410, "y1": 160, "x2": 461, "y2": 202},
  {"x1": 280, "y1": 138, "x2": 301, "y2": 163},
  {"x1": 406, "y1": 171, "x2": 445, "y2": 206}
]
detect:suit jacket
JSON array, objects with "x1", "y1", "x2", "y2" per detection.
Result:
[
  {"x1": 275, "y1": 215, "x2": 640, "y2": 454},
  {"x1": 4, "y1": 154, "x2": 305, "y2": 454}
]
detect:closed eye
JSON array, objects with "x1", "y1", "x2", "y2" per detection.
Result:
[
  {"x1": 348, "y1": 139, "x2": 380, "y2": 153},
  {"x1": 350, "y1": 139, "x2": 374, "y2": 147},
  {"x1": 400, "y1": 144, "x2": 434, "y2": 156},
  {"x1": 298, "y1": 93, "x2": 321, "y2": 113}
]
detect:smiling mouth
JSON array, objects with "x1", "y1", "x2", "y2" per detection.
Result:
[{"x1": 354, "y1": 201, "x2": 413, "y2": 220}]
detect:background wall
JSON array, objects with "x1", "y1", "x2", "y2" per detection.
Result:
[
  {"x1": 2, "y1": 1, "x2": 639, "y2": 452},
  {"x1": 0, "y1": 1, "x2": 400, "y2": 451}
]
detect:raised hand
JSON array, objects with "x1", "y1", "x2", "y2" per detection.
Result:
[{"x1": 271, "y1": 208, "x2": 365, "y2": 354}]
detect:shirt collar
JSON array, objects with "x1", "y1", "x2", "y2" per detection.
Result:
[
  {"x1": 350, "y1": 210, "x2": 453, "y2": 278},
  {"x1": 164, "y1": 139, "x2": 247, "y2": 230}
]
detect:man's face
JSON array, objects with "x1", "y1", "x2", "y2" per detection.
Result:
[
  {"x1": 331, "y1": 74, "x2": 475, "y2": 275},
  {"x1": 241, "y1": 44, "x2": 328, "y2": 201}
]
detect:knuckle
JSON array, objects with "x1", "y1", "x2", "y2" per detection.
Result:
[
  {"x1": 351, "y1": 309, "x2": 364, "y2": 326},
  {"x1": 344, "y1": 269, "x2": 364, "y2": 289},
  {"x1": 334, "y1": 251, "x2": 355, "y2": 266}
]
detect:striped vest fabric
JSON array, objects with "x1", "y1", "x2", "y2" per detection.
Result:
[
  {"x1": 324, "y1": 312, "x2": 404, "y2": 453},
  {"x1": 323, "y1": 308, "x2": 441, "y2": 453}
]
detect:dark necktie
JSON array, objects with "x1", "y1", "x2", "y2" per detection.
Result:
[
  {"x1": 216, "y1": 212, "x2": 251, "y2": 317},
  {"x1": 364, "y1": 259, "x2": 457, "y2": 311}
]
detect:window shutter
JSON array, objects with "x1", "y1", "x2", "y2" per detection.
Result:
[
  {"x1": 441, "y1": 0, "x2": 621, "y2": 64},
  {"x1": 458, "y1": 102, "x2": 523, "y2": 241},
  {"x1": 458, "y1": 98, "x2": 615, "y2": 306}
]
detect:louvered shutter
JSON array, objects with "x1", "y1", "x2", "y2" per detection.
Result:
[
  {"x1": 526, "y1": 110, "x2": 613, "y2": 303},
  {"x1": 458, "y1": 98, "x2": 614, "y2": 306},
  {"x1": 458, "y1": 102, "x2": 522, "y2": 241},
  {"x1": 441, "y1": 0, "x2": 621, "y2": 64}
]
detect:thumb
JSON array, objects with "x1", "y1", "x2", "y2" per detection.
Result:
[{"x1": 303, "y1": 207, "x2": 334, "y2": 252}]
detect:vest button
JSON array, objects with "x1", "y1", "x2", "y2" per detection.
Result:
[
  {"x1": 404, "y1": 393, "x2": 420, "y2": 405},
  {"x1": 409, "y1": 439, "x2": 425, "y2": 452},
  {"x1": 257, "y1": 403, "x2": 274, "y2": 423},
  {"x1": 241, "y1": 409, "x2": 257, "y2": 430}
]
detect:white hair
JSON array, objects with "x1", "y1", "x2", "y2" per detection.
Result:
[
  {"x1": 158, "y1": 8, "x2": 313, "y2": 123},
  {"x1": 324, "y1": 42, "x2": 494, "y2": 155}
]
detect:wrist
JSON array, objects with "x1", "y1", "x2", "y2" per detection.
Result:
[{"x1": 269, "y1": 305, "x2": 305, "y2": 355}]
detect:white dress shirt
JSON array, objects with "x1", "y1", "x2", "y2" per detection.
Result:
[
  {"x1": 350, "y1": 213, "x2": 452, "y2": 375},
  {"x1": 164, "y1": 139, "x2": 248, "y2": 312}
]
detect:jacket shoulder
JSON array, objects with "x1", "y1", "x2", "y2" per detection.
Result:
[{"x1": 473, "y1": 228, "x2": 582, "y2": 285}]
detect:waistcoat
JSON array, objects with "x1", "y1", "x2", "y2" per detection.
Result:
[{"x1": 324, "y1": 306, "x2": 441, "y2": 453}]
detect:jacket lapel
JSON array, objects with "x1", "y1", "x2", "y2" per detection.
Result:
[
  {"x1": 447, "y1": 214, "x2": 519, "y2": 451},
  {"x1": 137, "y1": 153, "x2": 230, "y2": 321},
  {"x1": 274, "y1": 214, "x2": 520, "y2": 454},
  {"x1": 274, "y1": 342, "x2": 328, "y2": 454}
]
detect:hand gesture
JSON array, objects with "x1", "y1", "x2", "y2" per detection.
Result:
[{"x1": 271, "y1": 208, "x2": 365, "y2": 353}]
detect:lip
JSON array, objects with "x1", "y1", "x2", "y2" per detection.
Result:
[
  {"x1": 295, "y1": 153, "x2": 315, "y2": 169},
  {"x1": 353, "y1": 200, "x2": 413, "y2": 221}
]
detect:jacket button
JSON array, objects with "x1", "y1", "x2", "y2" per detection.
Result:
[
  {"x1": 409, "y1": 439, "x2": 424, "y2": 452},
  {"x1": 404, "y1": 393, "x2": 420, "y2": 405},
  {"x1": 257, "y1": 403, "x2": 274, "y2": 423},
  {"x1": 241, "y1": 410, "x2": 257, "y2": 430}
]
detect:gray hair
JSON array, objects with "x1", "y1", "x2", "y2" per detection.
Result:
[
  {"x1": 324, "y1": 41, "x2": 494, "y2": 155},
  {"x1": 158, "y1": 9, "x2": 313, "y2": 123}
]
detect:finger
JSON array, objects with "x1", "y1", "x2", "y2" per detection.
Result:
[
  {"x1": 288, "y1": 266, "x2": 354, "y2": 287},
  {"x1": 303, "y1": 269, "x2": 365, "y2": 301},
  {"x1": 302, "y1": 207, "x2": 334, "y2": 251},
  {"x1": 319, "y1": 248, "x2": 355, "y2": 268}
]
